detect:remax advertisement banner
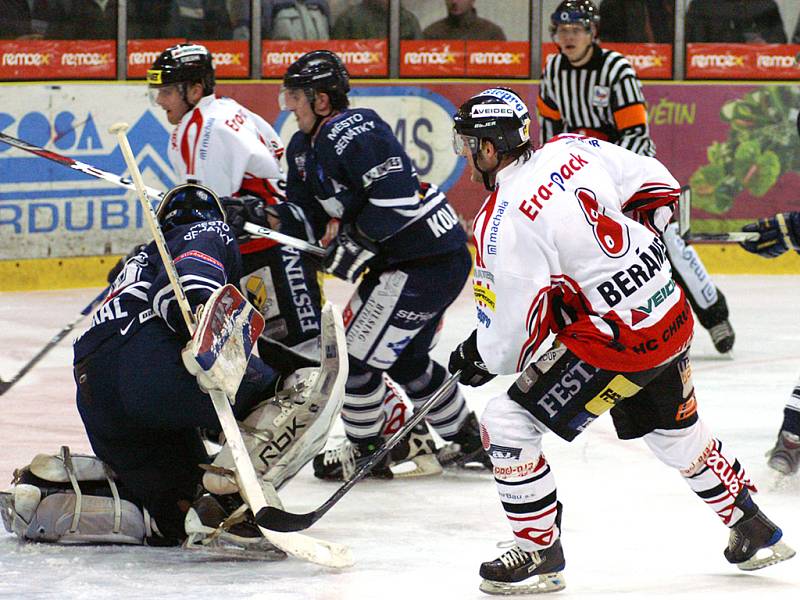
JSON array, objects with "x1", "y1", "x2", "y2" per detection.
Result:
[{"x1": 1, "y1": 81, "x2": 798, "y2": 262}]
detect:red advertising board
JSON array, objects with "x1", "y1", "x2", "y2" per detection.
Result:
[
  {"x1": 262, "y1": 40, "x2": 388, "y2": 78},
  {"x1": 401, "y1": 40, "x2": 529, "y2": 78},
  {"x1": 686, "y1": 43, "x2": 800, "y2": 80},
  {"x1": 127, "y1": 39, "x2": 250, "y2": 78},
  {"x1": 542, "y1": 42, "x2": 672, "y2": 79},
  {"x1": 0, "y1": 40, "x2": 116, "y2": 80}
]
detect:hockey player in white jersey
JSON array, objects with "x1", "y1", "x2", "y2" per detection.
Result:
[
  {"x1": 147, "y1": 43, "x2": 323, "y2": 373},
  {"x1": 449, "y1": 88, "x2": 794, "y2": 594}
]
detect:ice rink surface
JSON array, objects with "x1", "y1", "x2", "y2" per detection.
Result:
[{"x1": 1, "y1": 275, "x2": 799, "y2": 600}]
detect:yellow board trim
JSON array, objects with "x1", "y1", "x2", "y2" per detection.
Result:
[{"x1": 1, "y1": 243, "x2": 799, "y2": 292}]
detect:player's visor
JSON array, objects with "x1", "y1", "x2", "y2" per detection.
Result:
[
  {"x1": 452, "y1": 130, "x2": 479, "y2": 156},
  {"x1": 147, "y1": 83, "x2": 182, "y2": 107},
  {"x1": 278, "y1": 86, "x2": 307, "y2": 111}
]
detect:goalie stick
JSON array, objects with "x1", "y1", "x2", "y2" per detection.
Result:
[
  {"x1": 678, "y1": 185, "x2": 758, "y2": 243},
  {"x1": 255, "y1": 371, "x2": 462, "y2": 533},
  {"x1": 0, "y1": 286, "x2": 109, "y2": 396},
  {"x1": 109, "y1": 122, "x2": 352, "y2": 568},
  {"x1": 0, "y1": 130, "x2": 324, "y2": 257}
]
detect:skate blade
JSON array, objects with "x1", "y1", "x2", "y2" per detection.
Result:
[
  {"x1": 736, "y1": 540, "x2": 796, "y2": 571},
  {"x1": 183, "y1": 535, "x2": 288, "y2": 562},
  {"x1": 391, "y1": 453, "x2": 443, "y2": 478},
  {"x1": 479, "y1": 572, "x2": 565, "y2": 595}
]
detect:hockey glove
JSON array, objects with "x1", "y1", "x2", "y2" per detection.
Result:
[
  {"x1": 323, "y1": 225, "x2": 378, "y2": 282},
  {"x1": 107, "y1": 243, "x2": 147, "y2": 284},
  {"x1": 221, "y1": 195, "x2": 270, "y2": 242},
  {"x1": 740, "y1": 212, "x2": 800, "y2": 258},
  {"x1": 449, "y1": 330, "x2": 496, "y2": 387}
]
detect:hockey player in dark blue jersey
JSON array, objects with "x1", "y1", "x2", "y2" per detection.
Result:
[
  {"x1": 266, "y1": 50, "x2": 489, "y2": 481},
  {"x1": 2, "y1": 183, "x2": 343, "y2": 551}
]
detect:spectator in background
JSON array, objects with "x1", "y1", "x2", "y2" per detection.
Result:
[
  {"x1": 0, "y1": 0, "x2": 39, "y2": 39},
  {"x1": 599, "y1": 0, "x2": 674, "y2": 43},
  {"x1": 332, "y1": 0, "x2": 421, "y2": 40},
  {"x1": 265, "y1": 0, "x2": 331, "y2": 39},
  {"x1": 685, "y1": 0, "x2": 786, "y2": 43},
  {"x1": 45, "y1": 0, "x2": 118, "y2": 39},
  {"x1": 169, "y1": 0, "x2": 233, "y2": 40},
  {"x1": 422, "y1": 0, "x2": 505, "y2": 41},
  {"x1": 129, "y1": 0, "x2": 174, "y2": 38},
  {"x1": 793, "y1": 14, "x2": 800, "y2": 43}
]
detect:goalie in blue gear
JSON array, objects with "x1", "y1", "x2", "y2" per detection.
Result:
[{"x1": 1, "y1": 183, "x2": 346, "y2": 556}]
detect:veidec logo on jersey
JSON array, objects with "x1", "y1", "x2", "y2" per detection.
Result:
[{"x1": 518, "y1": 152, "x2": 590, "y2": 223}]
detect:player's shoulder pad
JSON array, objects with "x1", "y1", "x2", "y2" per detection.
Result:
[{"x1": 317, "y1": 108, "x2": 387, "y2": 157}]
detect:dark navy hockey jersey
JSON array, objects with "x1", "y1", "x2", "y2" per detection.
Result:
[
  {"x1": 73, "y1": 221, "x2": 240, "y2": 363},
  {"x1": 285, "y1": 107, "x2": 466, "y2": 268}
]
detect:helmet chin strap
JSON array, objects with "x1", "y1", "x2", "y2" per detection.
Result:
[
  {"x1": 472, "y1": 148, "x2": 503, "y2": 191},
  {"x1": 304, "y1": 89, "x2": 335, "y2": 137}
]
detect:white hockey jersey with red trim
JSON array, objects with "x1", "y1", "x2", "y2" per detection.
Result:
[
  {"x1": 168, "y1": 94, "x2": 285, "y2": 252},
  {"x1": 472, "y1": 134, "x2": 690, "y2": 374}
]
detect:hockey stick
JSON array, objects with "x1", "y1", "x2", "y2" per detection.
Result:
[
  {"x1": 0, "y1": 286, "x2": 109, "y2": 396},
  {"x1": 0, "y1": 130, "x2": 325, "y2": 257},
  {"x1": 0, "y1": 129, "x2": 165, "y2": 200},
  {"x1": 677, "y1": 185, "x2": 758, "y2": 243},
  {"x1": 109, "y1": 122, "x2": 352, "y2": 568},
  {"x1": 255, "y1": 371, "x2": 462, "y2": 532}
]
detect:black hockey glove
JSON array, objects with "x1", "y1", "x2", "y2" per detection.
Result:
[
  {"x1": 221, "y1": 195, "x2": 269, "y2": 241},
  {"x1": 740, "y1": 212, "x2": 800, "y2": 258},
  {"x1": 449, "y1": 330, "x2": 496, "y2": 387},
  {"x1": 323, "y1": 225, "x2": 378, "y2": 282},
  {"x1": 106, "y1": 243, "x2": 147, "y2": 284}
]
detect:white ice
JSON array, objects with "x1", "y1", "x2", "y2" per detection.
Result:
[{"x1": 1, "y1": 275, "x2": 799, "y2": 600}]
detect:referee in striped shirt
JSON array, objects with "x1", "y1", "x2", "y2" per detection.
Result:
[
  {"x1": 537, "y1": 0, "x2": 736, "y2": 355},
  {"x1": 538, "y1": 0, "x2": 654, "y2": 157}
]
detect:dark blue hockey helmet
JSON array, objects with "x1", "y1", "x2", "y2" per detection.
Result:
[
  {"x1": 550, "y1": 0, "x2": 600, "y2": 33},
  {"x1": 156, "y1": 182, "x2": 225, "y2": 231}
]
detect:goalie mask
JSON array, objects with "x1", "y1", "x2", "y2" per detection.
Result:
[
  {"x1": 156, "y1": 183, "x2": 225, "y2": 231},
  {"x1": 452, "y1": 88, "x2": 532, "y2": 190}
]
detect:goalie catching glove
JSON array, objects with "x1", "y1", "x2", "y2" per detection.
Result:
[
  {"x1": 323, "y1": 224, "x2": 378, "y2": 282},
  {"x1": 740, "y1": 212, "x2": 800, "y2": 258},
  {"x1": 449, "y1": 329, "x2": 496, "y2": 387}
]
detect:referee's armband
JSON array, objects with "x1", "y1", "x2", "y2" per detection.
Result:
[{"x1": 613, "y1": 103, "x2": 648, "y2": 130}]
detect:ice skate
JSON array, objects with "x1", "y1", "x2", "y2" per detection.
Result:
[
  {"x1": 479, "y1": 541, "x2": 566, "y2": 595},
  {"x1": 388, "y1": 420, "x2": 443, "y2": 478},
  {"x1": 313, "y1": 436, "x2": 393, "y2": 481},
  {"x1": 724, "y1": 495, "x2": 795, "y2": 571},
  {"x1": 184, "y1": 494, "x2": 287, "y2": 561},
  {"x1": 708, "y1": 319, "x2": 735, "y2": 354},
  {"x1": 766, "y1": 430, "x2": 800, "y2": 475},
  {"x1": 437, "y1": 412, "x2": 492, "y2": 470}
]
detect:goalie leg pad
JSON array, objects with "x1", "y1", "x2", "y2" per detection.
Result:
[
  {"x1": 1, "y1": 447, "x2": 157, "y2": 545},
  {"x1": 203, "y1": 303, "x2": 347, "y2": 494}
]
